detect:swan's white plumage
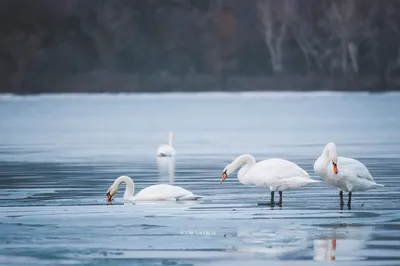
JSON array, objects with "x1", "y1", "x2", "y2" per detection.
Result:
[
  {"x1": 245, "y1": 158, "x2": 317, "y2": 190},
  {"x1": 156, "y1": 132, "x2": 176, "y2": 157},
  {"x1": 314, "y1": 142, "x2": 384, "y2": 192},
  {"x1": 223, "y1": 154, "x2": 320, "y2": 191},
  {"x1": 134, "y1": 184, "x2": 199, "y2": 201},
  {"x1": 336, "y1": 157, "x2": 373, "y2": 181},
  {"x1": 107, "y1": 175, "x2": 200, "y2": 201},
  {"x1": 156, "y1": 144, "x2": 176, "y2": 157}
]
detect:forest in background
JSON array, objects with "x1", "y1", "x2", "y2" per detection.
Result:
[{"x1": 1, "y1": 0, "x2": 400, "y2": 94}]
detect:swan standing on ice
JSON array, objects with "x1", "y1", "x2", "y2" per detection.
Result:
[
  {"x1": 156, "y1": 132, "x2": 176, "y2": 157},
  {"x1": 220, "y1": 154, "x2": 320, "y2": 206},
  {"x1": 106, "y1": 175, "x2": 201, "y2": 202},
  {"x1": 314, "y1": 142, "x2": 384, "y2": 208}
]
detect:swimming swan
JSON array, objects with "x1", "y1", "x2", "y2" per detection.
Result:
[
  {"x1": 220, "y1": 154, "x2": 320, "y2": 206},
  {"x1": 106, "y1": 175, "x2": 201, "y2": 202},
  {"x1": 314, "y1": 142, "x2": 384, "y2": 208},
  {"x1": 156, "y1": 132, "x2": 176, "y2": 157}
]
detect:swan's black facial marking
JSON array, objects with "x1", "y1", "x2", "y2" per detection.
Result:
[{"x1": 332, "y1": 162, "x2": 338, "y2": 174}]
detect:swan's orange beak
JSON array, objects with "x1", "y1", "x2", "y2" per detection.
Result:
[
  {"x1": 107, "y1": 192, "x2": 112, "y2": 202},
  {"x1": 220, "y1": 171, "x2": 228, "y2": 183},
  {"x1": 332, "y1": 162, "x2": 338, "y2": 174}
]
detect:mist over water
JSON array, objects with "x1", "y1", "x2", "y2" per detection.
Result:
[{"x1": 0, "y1": 92, "x2": 399, "y2": 265}]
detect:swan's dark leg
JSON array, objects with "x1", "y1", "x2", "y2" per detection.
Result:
[
  {"x1": 347, "y1": 192, "x2": 352, "y2": 209},
  {"x1": 278, "y1": 191, "x2": 283, "y2": 206},
  {"x1": 257, "y1": 191, "x2": 275, "y2": 206},
  {"x1": 339, "y1": 190, "x2": 344, "y2": 207},
  {"x1": 270, "y1": 191, "x2": 275, "y2": 206}
]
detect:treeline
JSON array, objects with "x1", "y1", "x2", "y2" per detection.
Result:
[{"x1": 0, "y1": 0, "x2": 400, "y2": 93}]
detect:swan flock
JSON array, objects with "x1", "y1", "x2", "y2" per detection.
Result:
[{"x1": 106, "y1": 134, "x2": 383, "y2": 209}]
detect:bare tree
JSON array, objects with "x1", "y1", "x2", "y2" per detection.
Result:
[
  {"x1": 380, "y1": 0, "x2": 400, "y2": 84},
  {"x1": 257, "y1": 0, "x2": 294, "y2": 74},
  {"x1": 0, "y1": 31, "x2": 42, "y2": 90},
  {"x1": 80, "y1": 0, "x2": 135, "y2": 69},
  {"x1": 288, "y1": 0, "x2": 327, "y2": 74},
  {"x1": 320, "y1": 0, "x2": 377, "y2": 76},
  {"x1": 206, "y1": 5, "x2": 237, "y2": 89}
]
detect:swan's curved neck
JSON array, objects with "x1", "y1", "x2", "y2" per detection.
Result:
[
  {"x1": 322, "y1": 146, "x2": 330, "y2": 158},
  {"x1": 114, "y1": 176, "x2": 135, "y2": 200},
  {"x1": 315, "y1": 146, "x2": 331, "y2": 171},
  {"x1": 232, "y1": 154, "x2": 256, "y2": 183},
  {"x1": 168, "y1": 132, "x2": 174, "y2": 147}
]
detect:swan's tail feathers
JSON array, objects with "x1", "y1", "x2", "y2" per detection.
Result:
[
  {"x1": 177, "y1": 194, "x2": 202, "y2": 201},
  {"x1": 373, "y1": 183, "x2": 384, "y2": 188}
]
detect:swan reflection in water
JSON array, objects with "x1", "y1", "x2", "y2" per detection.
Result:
[
  {"x1": 230, "y1": 225, "x2": 309, "y2": 259},
  {"x1": 157, "y1": 156, "x2": 175, "y2": 185},
  {"x1": 313, "y1": 224, "x2": 373, "y2": 261}
]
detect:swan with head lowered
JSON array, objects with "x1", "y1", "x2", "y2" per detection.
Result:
[
  {"x1": 220, "y1": 154, "x2": 320, "y2": 206},
  {"x1": 106, "y1": 175, "x2": 201, "y2": 202},
  {"x1": 314, "y1": 142, "x2": 384, "y2": 208},
  {"x1": 156, "y1": 132, "x2": 176, "y2": 157}
]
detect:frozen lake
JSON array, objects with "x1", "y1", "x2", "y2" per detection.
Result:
[{"x1": 0, "y1": 92, "x2": 399, "y2": 265}]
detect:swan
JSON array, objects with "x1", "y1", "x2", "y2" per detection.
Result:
[
  {"x1": 220, "y1": 154, "x2": 320, "y2": 206},
  {"x1": 156, "y1": 132, "x2": 176, "y2": 157},
  {"x1": 314, "y1": 142, "x2": 384, "y2": 208},
  {"x1": 106, "y1": 175, "x2": 201, "y2": 202}
]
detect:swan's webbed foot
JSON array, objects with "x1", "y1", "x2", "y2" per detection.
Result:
[{"x1": 258, "y1": 201, "x2": 275, "y2": 206}]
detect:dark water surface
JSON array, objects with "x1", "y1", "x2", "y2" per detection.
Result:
[{"x1": 0, "y1": 92, "x2": 399, "y2": 266}]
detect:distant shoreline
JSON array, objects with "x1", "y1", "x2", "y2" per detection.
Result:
[
  {"x1": 3, "y1": 88, "x2": 399, "y2": 96},
  {"x1": 2, "y1": 91, "x2": 400, "y2": 100},
  {"x1": 2, "y1": 71, "x2": 399, "y2": 94}
]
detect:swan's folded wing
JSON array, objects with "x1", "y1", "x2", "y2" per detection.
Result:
[
  {"x1": 338, "y1": 157, "x2": 374, "y2": 181},
  {"x1": 254, "y1": 158, "x2": 309, "y2": 177},
  {"x1": 248, "y1": 158, "x2": 310, "y2": 185},
  {"x1": 176, "y1": 194, "x2": 202, "y2": 200},
  {"x1": 134, "y1": 184, "x2": 195, "y2": 201}
]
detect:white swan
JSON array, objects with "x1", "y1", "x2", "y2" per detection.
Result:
[
  {"x1": 220, "y1": 154, "x2": 320, "y2": 206},
  {"x1": 106, "y1": 175, "x2": 201, "y2": 202},
  {"x1": 156, "y1": 132, "x2": 176, "y2": 157},
  {"x1": 314, "y1": 142, "x2": 384, "y2": 208}
]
